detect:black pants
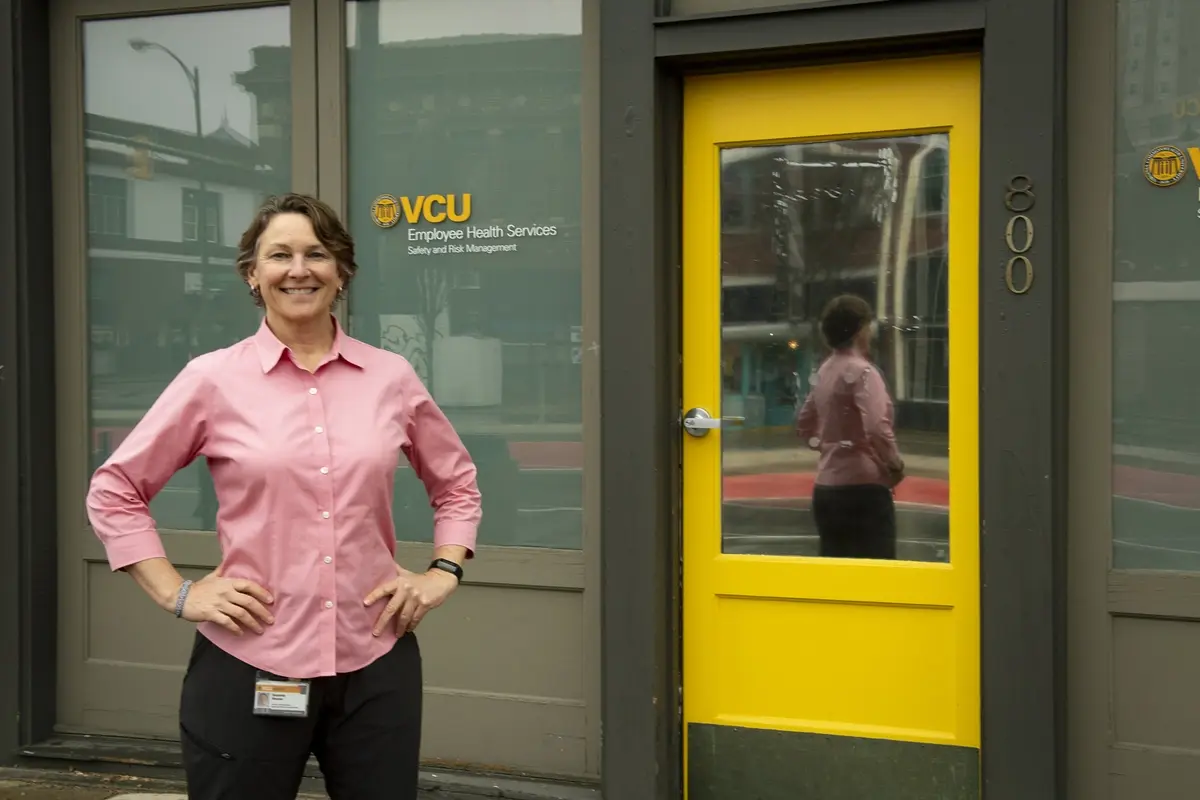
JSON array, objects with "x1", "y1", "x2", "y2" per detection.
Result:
[
  {"x1": 812, "y1": 483, "x2": 897, "y2": 560},
  {"x1": 179, "y1": 631, "x2": 422, "y2": 800}
]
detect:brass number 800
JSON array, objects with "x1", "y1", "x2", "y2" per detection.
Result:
[{"x1": 1003, "y1": 177, "x2": 1035, "y2": 295}]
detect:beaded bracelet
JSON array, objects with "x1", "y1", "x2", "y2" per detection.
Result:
[{"x1": 174, "y1": 579, "x2": 194, "y2": 618}]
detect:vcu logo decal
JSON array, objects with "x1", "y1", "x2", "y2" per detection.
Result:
[
  {"x1": 371, "y1": 193, "x2": 472, "y2": 227},
  {"x1": 1144, "y1": 145, "x2": 1187, "y2": 187},
  {"x1": 371, "y1": 195, "x2": 400, "y2": 228}
]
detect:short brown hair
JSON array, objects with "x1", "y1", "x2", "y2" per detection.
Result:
[
  {"x1": 236, "y1": 193, "x2": 357, "y2": 307},
  {"x1": 819, "y1": 294, "x2": 873, "y2": 350}
]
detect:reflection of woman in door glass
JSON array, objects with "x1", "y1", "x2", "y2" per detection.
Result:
[{"x1": 795, "y1": 295, "x2": 905, "y2": 559}]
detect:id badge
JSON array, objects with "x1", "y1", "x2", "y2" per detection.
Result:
[{"x1": 252, "y1": 671, "x2": 311, "y2": 718}]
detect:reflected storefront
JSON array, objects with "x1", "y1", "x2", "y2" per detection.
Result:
[
  {"x1": 84, "y1": 7, "x2": 292, "y2": 533},
  {"x1": 343, "y1": 0, "x2": 584, "y2": 552},
  {"x1": 1110, "y1": 0, "x2": 1200, "y2": 569},
  {"x1": 43, "y1": 0, "x2": 595, "y2": 783}
]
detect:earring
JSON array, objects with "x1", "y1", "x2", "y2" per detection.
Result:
[{"x1": 249, "y1": 285, "x2": 262, "y2": 302}]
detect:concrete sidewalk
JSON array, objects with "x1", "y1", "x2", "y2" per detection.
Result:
[
  {"x1": 0, "y1": 770, "x2": 597, "y2": 800},
  {"x1": 0, "y1": 781, "x2": 185, "y2": 800}
]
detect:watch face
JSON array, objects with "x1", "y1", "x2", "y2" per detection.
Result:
[{"x1": 432, "y1": 558, "x2": 463, "y2": 579}]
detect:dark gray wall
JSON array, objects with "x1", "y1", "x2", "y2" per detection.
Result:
[
  {"x1": 596, "y1": 0, "x2": 680, "y2": 797},
  {"x1": 0, "y1": 0, "x2": 58, "y2": 762},
  {"x1": 978, "y1": 0, "x2": 1067, "y2": 795},
  {"x1": 0, "y1": 0, "x2": 20, "y2": 759}
]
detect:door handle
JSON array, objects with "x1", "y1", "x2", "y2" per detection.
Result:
[{"x1": 682, "y1": 407, "x2": 745, "y2": 438}]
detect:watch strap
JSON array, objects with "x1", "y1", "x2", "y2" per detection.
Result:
[{"x1": 428, "y1": 558, "x2": 464, "y2": 582}]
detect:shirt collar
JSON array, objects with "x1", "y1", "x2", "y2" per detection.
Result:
[{"x1": 254, "y1": 315, "x2": 367, "y2": 373}]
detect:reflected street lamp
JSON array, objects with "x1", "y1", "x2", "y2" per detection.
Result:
[{"x1": 129, "y1": 38, "x2": 209, "y2": 274}]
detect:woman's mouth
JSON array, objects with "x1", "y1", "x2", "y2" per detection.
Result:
[{"x1": 280, "y1": 287, "x2": 319, "y2": 295}]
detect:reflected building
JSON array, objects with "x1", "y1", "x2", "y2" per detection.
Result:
[
  {"x1": 85, "y1": 109, "x2": 282, "y2": 479},
  {"x1": 1111, "y1": 0, "x2": 1200, "y2": 567},
  {"x1": 236, "y1": 32, "x2": 582, "y2": 425},
  {"x1": 719, "y1": 137, "x2": 949, "y2": 437}
]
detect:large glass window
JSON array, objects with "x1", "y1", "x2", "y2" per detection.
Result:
[
  {"x1": 717, "y1": 136, "x2": 951, "y2": 563},
  {"x1": 84, "y1": 8, "x2": 291, "y2": 532},
  {"x1": 1112, "y1": 0, "x2": 1200, "y2": 569},
  {"x1": 345, "y1": 0, "x2": 583, "y2": 549}
]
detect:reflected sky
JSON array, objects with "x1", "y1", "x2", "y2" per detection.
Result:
[
  {"x1": 83, "y1": 8, "x2": 287, "y2": 141},
  {"x1": 84, "y1": 1, "x2": 581, "y2": 141}
]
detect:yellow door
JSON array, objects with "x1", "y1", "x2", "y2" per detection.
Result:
[{"x1": 682, "y1": 56, "x2": 980, "y2": 797}]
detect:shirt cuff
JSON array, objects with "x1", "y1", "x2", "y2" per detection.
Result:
[
  {"x1": 103, "y1": 532, "x2": 168, "y2": 573},
  {"x1": 433, "y1": 520, "x2": 478, "y2": 557}
]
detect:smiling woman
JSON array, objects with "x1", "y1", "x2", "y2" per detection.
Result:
[
  {"x1": 236, "y1": 195, "x2": 355, "y2": 367},
  {"x1": 85, "y1": 192, "x2": 481, "y2": 800}
]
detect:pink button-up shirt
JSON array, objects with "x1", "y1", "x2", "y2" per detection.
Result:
[
  {"x1": 86, "y1": 318, "x2": 481, "y2": 679},
  {"x1": 795, "y1": 349, "x2": 902, "y2": 487}
]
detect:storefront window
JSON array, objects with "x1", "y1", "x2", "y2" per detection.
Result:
[
  {"x1": 83, "y1": 8, "x2": 291, "y2": 532},
  {"x1": 1112, "y1": 0, "x2": 1200, "y2": 569},
  {"x1": 345, "y1": 0, "x2": 583, "y2": 549}
]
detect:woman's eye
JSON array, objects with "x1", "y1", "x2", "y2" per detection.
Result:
[
  {"x1": 269, "y1": 252, "x2": 289, "y2": 260},
  {"x1": 308, "y1": 251, "x2": 329, "y2": 260}
]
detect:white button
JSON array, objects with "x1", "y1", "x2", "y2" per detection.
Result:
[
  {"x1": 315, "y1": 426, "x2": 324, "y2": 434},
  {"x1": 320, "y1": 466, "x2": 329, "y2": 475},
  {"x1": 322, "y1": 511, "x2": 330, "y2": 519},
  {"x1": 324, "y1": 556, "x2": 332, "y2": 564},
  {"x1": 309, "y1": 387, "x2": 318, "y2": 395},
  {"x1": 324, "y1": 600, "x2": 334, "y2": 609}
]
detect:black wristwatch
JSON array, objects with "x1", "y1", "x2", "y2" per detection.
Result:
[{"x1": 428, "y1": 558, "x2": 464, "y2": 583}]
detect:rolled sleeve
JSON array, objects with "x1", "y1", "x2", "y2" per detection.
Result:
[
  {"x1": 400, "y1": 366, "x2": 482, "y2": 556},
  {"x1": 86, "y1": 358, "x2": 210, "y2": 571}
]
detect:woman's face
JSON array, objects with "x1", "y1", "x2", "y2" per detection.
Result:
[{"x1": 247, "y1": 212, "x2": 342, "y2": 327}]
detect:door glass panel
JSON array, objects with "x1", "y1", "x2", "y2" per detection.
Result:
[
  {"x1": 1111, "y1": 0, "x2": 1200, "y2": 570},
  {"x1": 719, "y1": 134, "x2": 951, "y2": 562},
  {"x1": 84, "y1": 8, "x2": 292, "y2": 531},
  {"x1": 344, "y1": 0, "x2": 584, "y2": 549}
]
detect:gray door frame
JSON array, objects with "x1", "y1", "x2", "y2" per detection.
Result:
[
  {"x1": 1065, "y1": 2, "x2": 1114, "y2": 797},
  {"x1": 596, "y1": 0, "x2": 1068, "y2": 798}
]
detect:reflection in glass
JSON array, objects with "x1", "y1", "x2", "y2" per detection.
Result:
[
  {"x1": 84, "y1": 8, "x2": 291, "y2": 532},
  {"x1": 1111, "y1": 0, "x2": 1200, "y2": 569},
  {"x1": 719, "y1": 135, "x2": 951, "y2": 563},
  {"x1": 345, "y1": 0, "x2": 583, "y2": 549}
]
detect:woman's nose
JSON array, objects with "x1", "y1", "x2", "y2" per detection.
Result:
[{"x1": 286, "y1": 256, "x2": 311, "y2": 276}]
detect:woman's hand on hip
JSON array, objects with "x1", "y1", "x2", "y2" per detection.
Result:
[
  {"x1": 364, "y1": 563, "x2": 459, "y2": 637},
  {"x1": 182, "y1": 566, "x2": 275, "y2": 636}
]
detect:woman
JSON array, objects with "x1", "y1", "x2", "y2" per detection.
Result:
[
  {"x1": 86, "y1": 193, "x2": 481, "y2": 800},
  {"x1": 795, "y1": 294, "x2": 904, "y2": 560}
]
